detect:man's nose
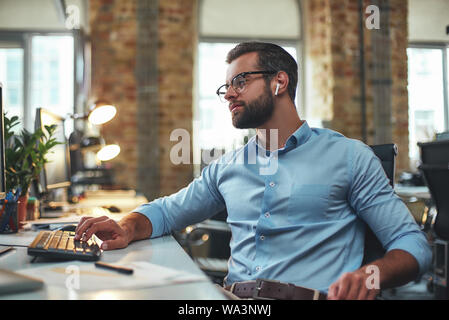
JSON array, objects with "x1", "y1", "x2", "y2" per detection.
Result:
[{"x1": 224, "y1": 85, "x2": 238, "y2": 101}]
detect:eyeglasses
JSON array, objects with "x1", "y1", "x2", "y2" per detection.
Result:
[{"x1": 216, "y1": 70, "x2": 277, "y2": 103}]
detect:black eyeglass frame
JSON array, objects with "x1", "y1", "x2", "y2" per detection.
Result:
[{"x1": 215, "y1": 70, "x2": 277, "y2": 99}]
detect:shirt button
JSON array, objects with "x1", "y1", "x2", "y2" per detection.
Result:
[
  {"x1": 269, "y1": 181, "x2": 275, "y2": 187},
  {"x1": 264, "y1": 212, "x2": 270, "y2": 218},
  {"x1": 256, "y1": 266, "x2": 261, "y2": 272},
  {"x1": 260, "y1": 235, "x2": 265, "y2": 241}
]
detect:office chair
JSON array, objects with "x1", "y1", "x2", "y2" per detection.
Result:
[
  {"x1": 419, "y1": 165, "x2": 449, "y2": 240},
  {"x1": 362, "y1": 143, "x2": 398, "y2": 264},
  {"x1": 417, "y1": 138, "x2": 449, "y2": 240},
  {"x1": 419, "y1": 164, "x2": 449, "y2": 299},
  {"x1": 181, "y1": 143, "x2": 398, "y2": 284},
  {"x1": 174, "y1": 210, "x2": 230, "y2": 285}
]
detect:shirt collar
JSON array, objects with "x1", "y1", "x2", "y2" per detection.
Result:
[
  {"x1": 252, "y1": 120, "x2": 312, "y2": 155},
  {"x1": 289, "y1": 120, "x2": 312, "y2": 148}
]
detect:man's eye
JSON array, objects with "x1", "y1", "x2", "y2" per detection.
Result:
[{"x1": 234, "y1": 78, "x2": 246, "y2": 88}]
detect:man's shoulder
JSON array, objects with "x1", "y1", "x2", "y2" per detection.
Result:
[{"x1": 310, "y1": 127, "x2": 365, "y2": 148}]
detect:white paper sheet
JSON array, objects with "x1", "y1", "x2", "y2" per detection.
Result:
[
  {"x1": 0, "y1": 231, "x2": 40, "y2": 247},
  {"x1": 17, "y1": 260, "x2": 208, "y2": 292}
]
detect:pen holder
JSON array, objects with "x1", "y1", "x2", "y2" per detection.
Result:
[{"x1": 0, "y1": 200, "x2": 19, "y2": 234}]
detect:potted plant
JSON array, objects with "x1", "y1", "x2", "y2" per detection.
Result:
[{"x1": 4, "y1": 114, "x2": 60, "y2": 225}]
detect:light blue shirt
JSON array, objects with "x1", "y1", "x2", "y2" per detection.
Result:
[{"x1": 135, "y1": 121, "x2": 432, "y2": 293}]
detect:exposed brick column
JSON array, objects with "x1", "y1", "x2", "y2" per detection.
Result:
[
  {"x1": 158, "y1": 0, "x2": 196, "y2": 196},
  {"x1": 305, "y1": 0, "x2": 334, "y2": 123},
  {"x1": 305, "y1": 0, "x2": 409, "y2": 174},
  {"x1": 89, "y1": 0, "x2": 139, "y2": 190},
  {"x1": 89, "y1": 0, "x2": 197, "y2": 198},
  {"x1": 136, "y1": 0, "x2": 160, "y2": 201},
  {"x1": 389, "y1": 0, "x2": 410, "y2": 173}
]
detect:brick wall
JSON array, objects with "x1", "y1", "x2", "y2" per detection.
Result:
[
  {"x1": 305, "y1": 0, "x2": 410, "y2": 174},
  {"x1": 89, "y1": 0, "x2": 196, "y2": 199},
  {"x1": 89, "y1": 0, "x2": 139, "y2": 190},
  {"x1": 158, "y1": 0, "x2": 196, "y2": 196}
]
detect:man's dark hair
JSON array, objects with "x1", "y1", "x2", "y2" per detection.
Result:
[{"x1": 226, "y1": 42, "x2": 298, "y2": 102}]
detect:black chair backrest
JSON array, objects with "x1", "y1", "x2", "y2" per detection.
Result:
[
  {"x1": 362, "y1": 144, "x2": 398, "y2": 264},
  {"x1": 418, "y1": 140, "x2": 449, "y2": 166},
  {"x1": 370, "y1": 144, "x2": 398, "y2": 186},
  {"x1": 419, "y1": 164, "x2": 449, "y2": 240}
]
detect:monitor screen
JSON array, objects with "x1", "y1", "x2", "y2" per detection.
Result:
[
  {"x1": 35, "y1": 108, "x2": 71, "y2": 190},
  {"x1": 0, "y1": 84, "x2": 6, "y2": 199}
]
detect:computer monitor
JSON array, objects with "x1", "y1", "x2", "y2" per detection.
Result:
[
  {"x1": 35, "y1": 108, "x2": 71, "y2": 191},
  {"x1": 0, "y1": 83, "x2": 6, "y2": 200}
]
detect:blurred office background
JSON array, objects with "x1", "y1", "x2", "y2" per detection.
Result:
[{"x1": 0, "y1": 0, "x2": 448, "y2": 203}]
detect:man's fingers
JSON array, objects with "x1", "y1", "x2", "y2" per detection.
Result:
[
  {"x1": 82, "y1": 219, "x2": 123, "y2": 242},
  {"x1": 75, "y1": 216, "x2": 108, "y2": 240},
  {"x1": 334, "y1": 273, "x2": 351, "y2": 299},
  {"x1": 327, "y1": 283, "x2": 339, "y2": 300},
  {"x1": 75, "y1": 217, "x2": 93, "y2": 235},
  {"x1": 345, "y1": 275, "x2": 362, "y2": 300},
  {"x1": 329, "y1": 271, "x2": 379, "y2": 300}
]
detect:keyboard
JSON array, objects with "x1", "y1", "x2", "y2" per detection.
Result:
[{"x1": 28, "y1": 230, "x2": 102, "y2": 261}]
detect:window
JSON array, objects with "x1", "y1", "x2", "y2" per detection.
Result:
[
  {"x1": 0, "y1": 32, "x2": 76, "y2": 134},
  {"x1": 407, "y1": 46, "x2": 449, "y2": 168},
  {"x1": 0, "y1": 47, "x2": 24, "y2": 125},
  {"x1": 195, "y1": 0, "x2": 302, "y2": 175},
  {"x1": 30, "y1": 35, "x2": 74, "y2": 125}
]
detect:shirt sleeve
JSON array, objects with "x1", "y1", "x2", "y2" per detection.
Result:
[
  {"x1": 348, "y1": 141, "x2": 432, "y2": 276},
  {"x1": 132, "y1": 161, "x2": 226, "y2": 238}
]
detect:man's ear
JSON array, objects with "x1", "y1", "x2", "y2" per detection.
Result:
[{"x1": 273, "y1": 71, "x2": 289, "y2": 96}]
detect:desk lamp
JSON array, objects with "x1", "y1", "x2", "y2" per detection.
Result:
[
  {"x1": 71, "y1": 100, "x2": 117, "y2": 126},
  {"x1": 69, "y1": 100, "x2": 120, "y2": 174},
  {"x1": 80, "y1": 136, "x2": 120, "y2": 163}
]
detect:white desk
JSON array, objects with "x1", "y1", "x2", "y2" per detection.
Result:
[
  {"x1": 0, "y1": 231, "x2": 226, "y2": 300},
  {"x1": 395, "y1": 184, "x2": 431, "y2": 200}
]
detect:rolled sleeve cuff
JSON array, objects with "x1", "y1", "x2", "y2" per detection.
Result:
[
  {"x1": 387, "y1": 232, "x2": 432, "y2": 277},
  {"x1": 133, "y1": 201, "x2": 167, "y2": 238}
]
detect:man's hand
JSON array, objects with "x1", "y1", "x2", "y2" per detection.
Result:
[
  {"x1": 327, "y1": 270, "x2": 380, "y2": 300},
  {"x1": 327, "y1": 250, "x2": 420, "y2": 300},
  {"x1": 74, "y1": 216, "x2": 131, "y2": 251}
]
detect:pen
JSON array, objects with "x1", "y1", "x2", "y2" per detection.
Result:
[{"x1": 94, "y1": 261, "x2": 134, "y2": 275}]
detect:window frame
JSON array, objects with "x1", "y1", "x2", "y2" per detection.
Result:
[
  {"x1": 408, "y1": 42, "x2": 449, "y2": 132},
  {"x1": 0, "y1": 29, "x2": 84, "y2": 130},
  {"x1": 407, "y1": 42, "x2": 449, "y2": 167}
]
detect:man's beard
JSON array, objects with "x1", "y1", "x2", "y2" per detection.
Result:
[{"x1": 232, "y1": 85, "x2": 275, "y2": 129}]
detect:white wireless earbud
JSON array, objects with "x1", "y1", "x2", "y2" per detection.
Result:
[{"x1": 275, "y1": 83, "x2": 280, "y2": 96}]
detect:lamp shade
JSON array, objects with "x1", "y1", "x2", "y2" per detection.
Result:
[
  {"x1": 96, "y1": 144, "x2": 120, "y2": 161},
  {"x1": 88, "y1": 101, "x2": 117, "y2": 125}
]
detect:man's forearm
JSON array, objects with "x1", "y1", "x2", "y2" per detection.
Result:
[
  {"x1": 118, "y1": 212, "x2": 153, "y2": 244},
  {"x1": 360, "y1": 249, "x2": 420, "y2": 289}
]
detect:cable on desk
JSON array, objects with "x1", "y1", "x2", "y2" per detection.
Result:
[{"x1": 0, "y1": 244, "x2": 28, "y2": 248}]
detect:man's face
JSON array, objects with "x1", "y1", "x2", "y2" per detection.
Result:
[{"x1": 224, "y1": 52, "x2": 275, "y2": 129}]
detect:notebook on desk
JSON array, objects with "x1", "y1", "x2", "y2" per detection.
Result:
[{"x1": 0, "y1": 269, "x2": 44, "y2": 296}]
